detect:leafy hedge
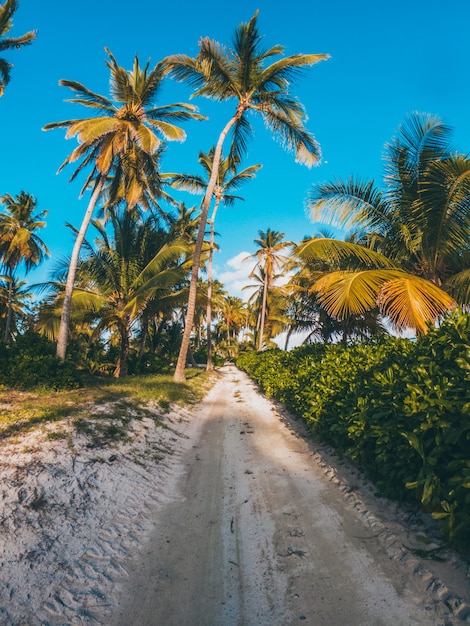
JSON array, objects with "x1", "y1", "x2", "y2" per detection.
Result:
[
  {"x1": 0, "y1": 331, "x2": 83, "y2": 390},
  {"x1": 237, "y1": 312, "x2": 470, "y2": 550}
]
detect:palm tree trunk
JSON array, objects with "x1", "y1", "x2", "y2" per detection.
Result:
[
  {"x1": 258, "y1": 273, "x2": 268, "y2": 351},
  {"x1": 114, "y1": 317, "x2": 130, "y2": 378},
  {"x1": 138, "y1": 310, "x2": 149, "y2": 371},
  {"x1": 206, "y1": 203, "x2": 220, "y2": 372},
  {"x1": 284, "y1": 328, "x2": 293, "y2": 351},
  {"x1": 56, "y1": 179, "x2": 104, "y2": 361},
  {"x1": 3, "y1": 269, "x2": 13, "y2": 344},
  {"x1": 173, "y1": 115, "x2": 239, "y2": 382}
]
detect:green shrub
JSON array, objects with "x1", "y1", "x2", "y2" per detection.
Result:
[{"x1": 0, "y1": 331, "x2": 83, "y2": 390}]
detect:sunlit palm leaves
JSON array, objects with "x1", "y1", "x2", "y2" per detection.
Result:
[
  {"x1": 166, "y1": 11, "x2": 329, "y2": 379},
  {"x1": 44, "y1": 49, "x2": 203, "y2": 360},
  {"x1": 304, "y1": 112, "x2": 469, "y2": 332}
]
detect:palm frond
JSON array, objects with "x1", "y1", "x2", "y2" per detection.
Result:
[
  {"x1": 443, "y1": 269, "x2": 470, "y2": 307},
  {"x1": 312, "y1": 270, "x2": 388, "y2": 317},
  {"x1": 296, "y1": 237, "x2": 396, "y2": 268},
  {"x1": 307, "y1": 177, "x2": 387, "y2": 231},
  {"x1": 379, "y1": 274, "x2": 456, "y2": 333}
]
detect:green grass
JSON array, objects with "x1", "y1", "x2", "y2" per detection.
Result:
[{"x1": 0, "y1": 368, "x2": 215, "y2": 442}]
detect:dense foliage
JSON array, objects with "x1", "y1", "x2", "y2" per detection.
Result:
[
  {"x1": 0, "y1": 331, "x2": 82, "y2": 389},
  {"x1": 237, "y1": 312, "x2": 470, "y2": 550}
]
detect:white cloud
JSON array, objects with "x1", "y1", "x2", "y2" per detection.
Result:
[
  {"x1": 215, "y1": 251, "x2": 255, "y2": 299},
  {"x1": 215, "y1": 250, "x2": 295, "y2": 300}
]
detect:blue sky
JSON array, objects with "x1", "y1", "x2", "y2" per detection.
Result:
[{"x1": 3, "y1": 0, "x2": 470, "y2": 296}]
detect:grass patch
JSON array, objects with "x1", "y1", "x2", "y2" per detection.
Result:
[{"x1": 0, "y1": 368, "x2": 214, "y2": 441}]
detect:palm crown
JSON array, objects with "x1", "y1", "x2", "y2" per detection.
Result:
[
  {"x1": 0, "y1": 0, "x2": 35, "y2": 96},
  {"x1": 167, "y1": 11, "x2": 329, "y2": 167},
  {"x1": 44, "y1": 48, "x2": 205, "y2": 203},
  {"x1": 301, "y1": 113, "x2": 469, "y2": 333}
]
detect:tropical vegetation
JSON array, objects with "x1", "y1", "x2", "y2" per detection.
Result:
[{"x1": 1, "y1": 10, "x2": 469, "y2": 549}]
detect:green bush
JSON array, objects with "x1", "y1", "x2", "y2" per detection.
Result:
[
  {"x1": 0, "y1": 331, "x2": 83, "y2": 390},
  {"x1": 237, "y1": 311, "x2": 470, "y2": 550}
]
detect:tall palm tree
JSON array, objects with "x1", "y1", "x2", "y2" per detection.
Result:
[
  {"x1": 171, "y1": 148, "x2": 261, "y2": 369},
  {"x1": 0, "y1": 191, "x2": 48, "y2": 343},
  {"x1": 166, "y1": 11, "x2": 329, "y2": 380},
  {"x1": 44, "y1": 49, "x2": 204, "y2": 361},
  {"x1": 248, "y1": 228, "x2": 291, "y2": 350},
  {"x1": 0, "y1": 0, "x2": 35, "y2": 96},
  {"x1": 303, "y1": 113, "x2": 468, "y2": 333}
]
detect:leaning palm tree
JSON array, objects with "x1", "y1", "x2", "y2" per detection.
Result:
[
  {"x1": 44, "y1": 48, "x2": 204, "y2": 361},
  {"x1": 166, "y1": 11, "x2": 329, "y2": 380},
  {"x1": 303, "y1": 113, "x2": 468, "y2": 333},
  {"x1": 0, "y1": 191, "x2": 48, "y2": 343},
  {"x1": 0, "y1": 0, "x2": 35, "y2": 96},
  {"x1": 248, "y1": 229, "x2": 291, "y2": 350},
  {"x1": 171, "y1": 148, "x2": 261, "y2": 369}
]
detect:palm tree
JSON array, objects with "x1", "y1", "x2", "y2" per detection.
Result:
[
  {"x1": 44, "y1": 49, "x2": 204, "y2": 361},
  {"x1": 0, "y1": 191, "x2": 48, "y2": 343},
  {"x1": 166, "y1": 11, "x2": 329, "y2": 380},
  {"x1": 170, "y1": 148, "x2": 261, "y2": 369},
  {"x1": 0, "y1": 0, "x2": 35, "y2": 96},
  {"x1": 303, "y1": 113, "x2": 468, "y2": 334},
  {"x1": 0, "y1": 274, "x2": 32, "y2": 341},
  {"x1": 248, "y1": 229, "x2": 291, "y2": 350},
  {"x1": 216, "y1": 294, "x2": 247, "y2": 359},
  {"x1": 40, "y1": 210, "x2": 189, "y2": 377}
]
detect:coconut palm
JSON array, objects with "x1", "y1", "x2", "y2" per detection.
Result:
[
  {"x1": 48, "y1": 210, "x2": 189, "y2": 377},
  {"x1": 44, "y1": 49, "x2": 204, "y2": 361},
  {"x1": 0, "y1": 0, "x2": 35, "y2": 96},
  {"x1": 166, "y1": 11, "x2": 329, "y2": 380},
  {"x1": 0, "y1": 274, "x2": 32, "y2": 340},
  {"x1": 304, "y1": 113, "x2": 468, "y2": 333},
  {"x1": 248, "y1": 229, "x2": 291, "y2": 350},
  {"x1": 171, "y1": 148, "x2": 261, "y2": 369},
  {"x1": 0, "y1": 191, "x2": 48, "y2": 343}
]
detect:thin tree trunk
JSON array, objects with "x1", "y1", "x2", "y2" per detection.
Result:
[
  {"x1": 138, "y1": 310, "x2": 149, "y2": 372},
  {"x1": 56, "y1": 179, "x2": 104, "y2": 361},
  {"x1": 173, "y1": 115, "x2": 239, "y2": 382},
  {"x1": 187, "y1": 345, "x2": 197, "y2": 368},
  {"x1": 206, "y1": 202, "x2": 220, "y2": 372},
  {"x1": 114, "y1": 317, "x2": 130, "y2": 378},
  {"x1": 284, "y1": 328, "x2": 293, "y2": 351},
  {"x1": 258, "y1": 273, "x2": 268, "y2": 351},
  {"x1": 3, "y1": 269, "x2": 13, "y2": 344}
]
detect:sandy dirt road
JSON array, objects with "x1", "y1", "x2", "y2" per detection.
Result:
[{"x1": 111, "y1": 365, "x2": 462, "y2": 626}]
